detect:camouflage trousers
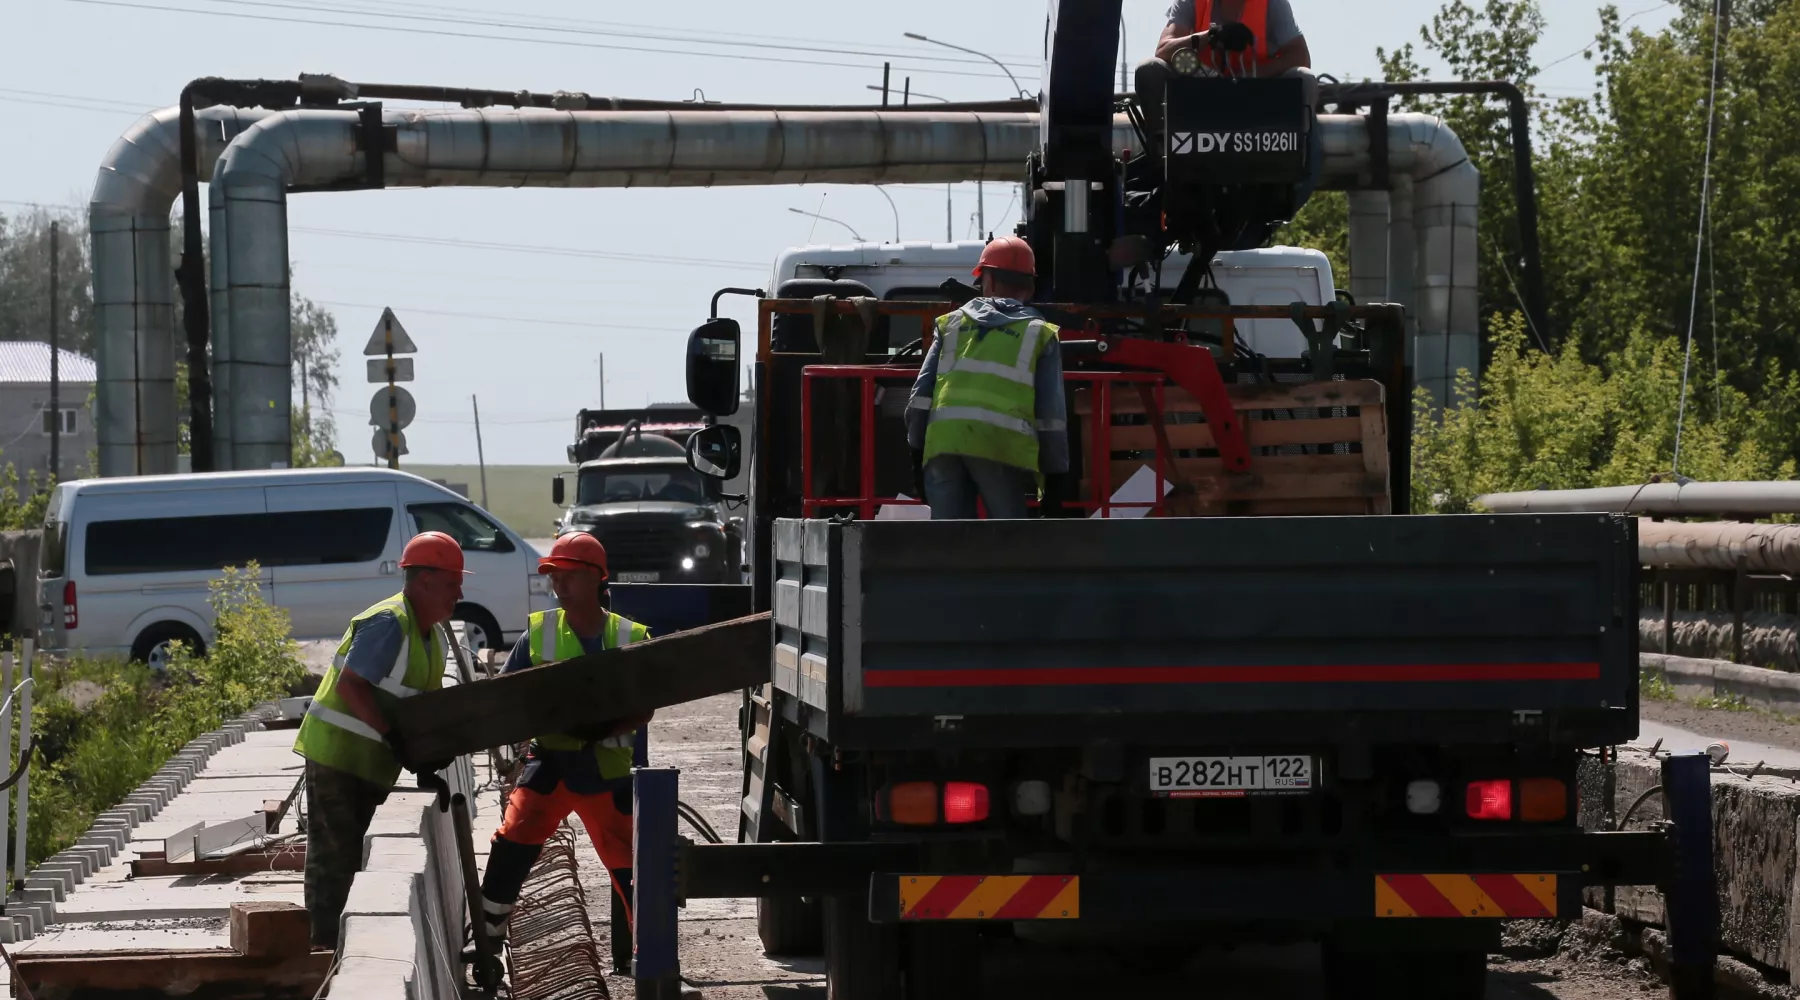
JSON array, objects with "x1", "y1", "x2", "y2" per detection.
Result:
[{"x1": 304, "y1": 761, "x2": 390, "y2": 948}]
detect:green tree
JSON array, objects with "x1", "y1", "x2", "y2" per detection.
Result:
[{"x1": 0, "y1": 206, "x2": 93, "y2": 356}]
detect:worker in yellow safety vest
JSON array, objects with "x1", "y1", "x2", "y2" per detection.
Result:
[
  {"x1": 905, "y1": 235, "x2": 1070, "y2": 519},
  {"x1": 293, "y1": 531, "x2": 468, "y2": 949},
  {"x1": 478, "y1": 532, "x2": 652, "y2": 955}
]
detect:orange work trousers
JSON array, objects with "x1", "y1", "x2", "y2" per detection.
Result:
[{"x1": 496, "y1": 782, "x2": 633, "y2": 872}]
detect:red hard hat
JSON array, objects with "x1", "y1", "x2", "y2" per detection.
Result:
[
  {"x1": 400, "y1": 531, "x2": 470, "y2": 575},
  {"x1": 973, "y1": 236, "x2": 1036, "y2": 279},
  {"x1": 539, "y1": 532, "x2": 609, "y2": 579}
]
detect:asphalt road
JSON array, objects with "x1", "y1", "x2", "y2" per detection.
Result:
[{"x1": 562, "y1": 693, "x2": 1685, "y2": 1000}]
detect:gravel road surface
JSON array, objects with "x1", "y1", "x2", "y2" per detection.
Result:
[{"x1": 553, "y1": 692, "x2": 1727, "y2": 999}]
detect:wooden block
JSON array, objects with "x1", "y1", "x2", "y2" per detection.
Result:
[
  {"x1": 1075, "y1": 379, "x2": 1384, "y2": 415},
  {"x1": 230, "y1": 901, "x2": 312, "y2": 958},
  {"x1": 1103, "y1": 416, "x2": 1368, "y2": 453},
  {"x1": 392, "y1": 612, "x2": 772, "y2": 763}
]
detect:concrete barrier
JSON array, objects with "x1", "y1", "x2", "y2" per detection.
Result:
[
  {"x1": 1580, "y1": 747, "x2": 1800, "y2": 978},
  {"x1": 2, "y1": 704, "x2": 278, "y2": 943},
  {"x1": 1641, "y1": 651, "x2": 1800, "y2": 716}
]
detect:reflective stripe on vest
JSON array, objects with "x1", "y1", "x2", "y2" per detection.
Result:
[
  {"x1": 526, "y1": 609, "x2": 649, "y2": 764},
  {"x1": 293, "y1": 594, "x2": 445, "y2": 788},
  {"x1": 922, "y1": 310, "x2": 1058, "y2": 473}
]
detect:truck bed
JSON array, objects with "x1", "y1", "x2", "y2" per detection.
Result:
[{"x1": 771, "y1": 514, "x2": 1637, "y2": 749}]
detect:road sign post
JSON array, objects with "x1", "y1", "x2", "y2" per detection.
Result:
[{"x1": 364, "y1": 308, "x2": 419, "y2": 468}]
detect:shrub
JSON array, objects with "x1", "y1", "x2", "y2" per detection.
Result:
[{"x1": 18, "y1": 564, "x2": 304, "y2": 864}]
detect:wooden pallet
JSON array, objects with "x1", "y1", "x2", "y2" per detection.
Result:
[{"x1": 1073, "y1": 379, "x2": 1391, "y2": 516}]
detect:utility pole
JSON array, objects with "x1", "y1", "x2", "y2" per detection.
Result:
[
  {"x1": 47, "y1": 222, "x2": 59, "y2": 481},
  {"x1": 598, "y1": 353, "x2": 606, "y2": 408},
  {"x1": 471, "y1": 394, "x2": 489, "y2": 510}
]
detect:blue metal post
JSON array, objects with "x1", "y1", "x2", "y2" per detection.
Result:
[
  {"x1": 633, "y1": 767, "x2": 683, "y2": 998},
  {"x1": 1660, "y1": 751, "x2": 1717, "y2": 1000}
]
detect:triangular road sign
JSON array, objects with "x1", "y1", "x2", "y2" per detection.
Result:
[{"x1": 362, "y1": 307, "x2": 418, "y2": 356}]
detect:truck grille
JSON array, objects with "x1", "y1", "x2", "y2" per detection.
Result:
[{"x1": 584, "y1": 523, "x2": 686, "y2": 571}]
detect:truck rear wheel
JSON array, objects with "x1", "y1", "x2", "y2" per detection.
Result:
[
  {"x1": 905, "y1": 924, "x2": 981, "y2": 1000},
  {"x1": 757, "y1": 894, "x2": 822, "y2": 956},
  {"x1": 824, "y1": 894, "x2": 901, "y2": 1000},
  {"x1": 1322, "y1": 944, "x2": 1487, "y2": 1000}
]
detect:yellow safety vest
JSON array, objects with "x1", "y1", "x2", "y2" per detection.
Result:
[
  {"x1": 524, "y1": 609, "x2": 651, "y2": 781},
  {"x1": 293, "y1": 595, "x2": 446, "y2": 788},
  {"x1": 920, "y1": 310, "x2": 1061, "y2": 473}
]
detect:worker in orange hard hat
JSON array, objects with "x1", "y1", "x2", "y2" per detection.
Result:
[
  {"x1": 293, "y1": 530, "x2": 470, "y2": 948},
  {"x1": 478, "y1": 532, "x2": 652, "y2": 969},
  {"x1": 904, "y1": 235, "x2": 1071, "y2": 519}
]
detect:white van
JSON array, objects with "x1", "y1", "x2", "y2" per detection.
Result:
[
  {"x1": 769, "y1": 240, "x2": 1337, "y2": 358},
  {"x1": 36, "y1": 467, "x2": 553, "y2": 666}
]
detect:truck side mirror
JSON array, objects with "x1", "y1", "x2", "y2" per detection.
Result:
[
  {"x1": 552, "y1": 475, "x2": 565, "y2": 507},
  {"x1": 686, "y1": 425, "x2": 742, "y2": 481},
  {"x1": 686, "y1": 318, "x2": 741, "y2": 417}
]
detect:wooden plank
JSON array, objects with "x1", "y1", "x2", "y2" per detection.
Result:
[
  {"x1": 1107, "y1": 465, "x2": 1386, "y2": 502},
  {"x1": 16, "y1": 950, "x2": 332, "y2": 998},
  {"x1": 392, "y1": 612, "x2": 772, "y2": 763},
  {"x1": 1359, "y1": 403, "x2": 1393, "y2": 515},
  {"x1": 128, "y1": 846, "x2": 306, "y2": 878},
  {"x1": 1110, "y1": 453, "x2": 1370, "y2": 482},
  {"x1": 1102, "y1": 416, "x2": 1367, "y2": 453},
  {"x1": 1076, "y1": 379, "x2": 1384, "y2": 416}
]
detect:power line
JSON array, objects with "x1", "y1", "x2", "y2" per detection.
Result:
[
  {"x1": 1671, "y1": 0, "x2": 1726, "y2": 478},
  {"x1": 310, "y1": 0, "x2": 1042, "y2": 62},
  {"x1": 311, "y1": 299, "x2": 691, "y2": 334},
  {"x1": 63, "y1": 0, "x2": 1043, "y2": 84},
  {"x1": 289, "y1": 226, "x2": 763, "y2": 270},
  {"x1": 165, "y1": 0, "x2": 1040, "y2": 73},
  {"x1": 1539, "y1": 0, "x2": 1678, "y2": 75}
]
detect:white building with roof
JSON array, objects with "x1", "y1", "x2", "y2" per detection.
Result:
[{"x1": 0, "y1": 341, "x2": 95, "y2": 482}]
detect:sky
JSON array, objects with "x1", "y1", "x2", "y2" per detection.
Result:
[{"x1": 1, "y1": 0, "x2": 1677, "y2": 466}]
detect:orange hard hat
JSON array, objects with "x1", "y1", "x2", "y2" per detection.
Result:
[
  {"x1": 539, "y1": 532, "x2": 609, "y2": 579},
  {"x1": 400, "y1": 531, "x2": 470, "y2": 575},
  {"x1": 973, "y1": 235, "x2": 1036, "y2": 279}
]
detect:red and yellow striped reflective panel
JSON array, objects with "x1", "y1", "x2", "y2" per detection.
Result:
[
  {"x1": 898, "y1": 875, "x2": 1080, "y2": 920},
  {"x1": 1375, "y1": 874, "x2": 1557, "y2": 918}
]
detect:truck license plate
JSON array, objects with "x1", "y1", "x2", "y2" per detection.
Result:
[
  {"x1": 615, "y1": 571, "x2": 661, "y2": 583},
  {"x1": 1149, "y1": 756, "x2": 1315, "y2": 798}
]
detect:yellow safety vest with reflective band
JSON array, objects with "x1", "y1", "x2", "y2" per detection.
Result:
[
  {"x1": 293, "y1": 595, "x2": 446, "y2": 788},
  {"x1": 524, "y1": 609, "x2": 650, "y2": 781},
  {"x1": 918, "y1": 310, "x2": 1061, "y2": 473}
]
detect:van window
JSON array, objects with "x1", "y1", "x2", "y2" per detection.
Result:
[
  {"x1": 409, "y1": 504, "x2": 515, "y2": 554},
  {"x1": 84, "y1": 508, "x2": 395, "y2": 576},
  {"x1": 41, "y1": 519, "x2": 67, "y2": 578}
]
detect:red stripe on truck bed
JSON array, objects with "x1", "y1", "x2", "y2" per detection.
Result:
[{"x1": 862, "y1": 662, "x2": 1602, "y2": 688}]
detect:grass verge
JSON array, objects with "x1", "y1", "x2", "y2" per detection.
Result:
[{"x1": 19, "y1": 565, "x2": 305, "y2": 865}]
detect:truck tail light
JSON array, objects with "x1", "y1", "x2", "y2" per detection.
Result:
[
  {"x1": 1519, "y1": 778, "x2": 1568, "y2": 822},
  {"x1": 877, "y1": 782, "x2": 939, "y2": 825},
  {"x1": 942, "y1": 782, "x2": 990, "y2": 824},
  {"x1": 1465, "y1": 779, "x2": 1512, "y2": 821},
  {"x1": 875, "y1": 781, "x2": 992, "y2": 826},
  {"x1": 63, "y1": 580, "x2": 77, "y2": 630}
]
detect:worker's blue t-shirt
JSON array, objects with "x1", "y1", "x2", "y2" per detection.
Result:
[
  {"x1": 502, "y1": 627, "x2": 644, "y2": 795},
  {"x1": 343, "y1": 612, "x2": 407, "y2": 684}
]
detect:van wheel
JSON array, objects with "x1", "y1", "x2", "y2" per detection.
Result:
[
  {"x1": 131, "y1": 623, "x2": 204, "y2": 672},
  {"x1": 454, "y1": 606, "x2": 504, "y2": 658}
]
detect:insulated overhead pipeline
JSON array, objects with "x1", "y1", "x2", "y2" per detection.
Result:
[
  {"x1": 1478, "y1": 482, "x2": 1800, "y2": 518},
  {"x1": 1323, "y1": 80, "x2": 1548, "y2": 352}
]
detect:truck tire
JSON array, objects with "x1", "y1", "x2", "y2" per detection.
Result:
[
  {"x1": 1322, "y1": 944, "x2": 1487, "y2": 1000},
  {"x1": 824, "y1": 895, "x2": 901, "y2": 1000},
  {"x1": 757, "y1": 894, "x2": 822, "y2": 956},
  {"x1": 905, "y1": 924, "x2": 981, "y2": 1000}
]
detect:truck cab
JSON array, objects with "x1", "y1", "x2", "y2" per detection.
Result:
[{"x1": 554, "y1": 421, "x2": 743, "y2": 585}]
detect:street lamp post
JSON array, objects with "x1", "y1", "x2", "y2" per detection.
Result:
[
  {"x1": 904, "y1": 32, "x2": 1031, "y2": 99},
  {"x1": 873, "y1": 187, "x2": 901, "y2": 243},
  {"x1": 787, "y1": 207, "x2": 865, "y2": 242}
]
